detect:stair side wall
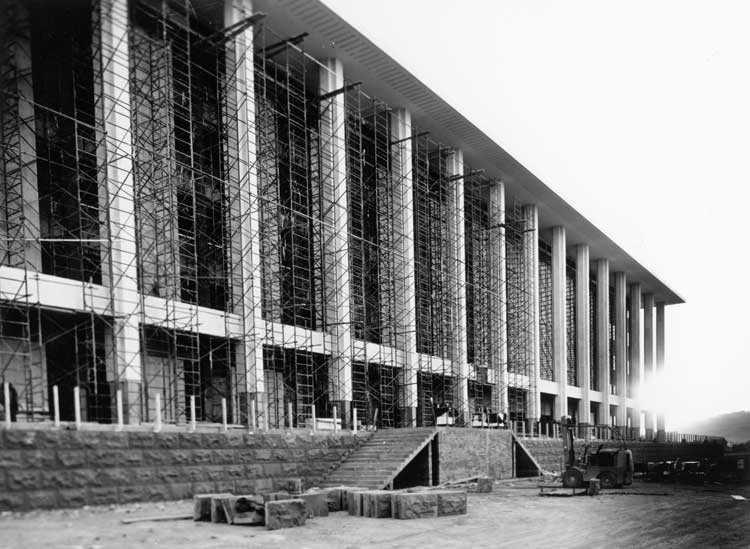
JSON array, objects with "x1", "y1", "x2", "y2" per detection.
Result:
[{"x1": 438, "y1": 428, "x2": 513, "y2": 482}]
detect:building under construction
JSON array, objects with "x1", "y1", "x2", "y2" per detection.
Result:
[{"x1": 0, "y1": 0, "x2": 682, "y2": 438}]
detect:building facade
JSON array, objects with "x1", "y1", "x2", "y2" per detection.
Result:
[{"x1": 0, "y1": 0, "x2": 681, "y2": 438}]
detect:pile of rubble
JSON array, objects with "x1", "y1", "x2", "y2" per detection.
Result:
[{"x1": 193, "y1": 483, "x2": 468, "y2": 530}]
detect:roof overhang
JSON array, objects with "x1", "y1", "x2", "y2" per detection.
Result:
[{"x1": 252, "y1": 0, "x2": 684, "y2": 305}]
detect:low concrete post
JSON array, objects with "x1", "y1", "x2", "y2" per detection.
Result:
[
  {"x1": 332, "y1": 405, "x2": 338, "y2": 434},
  {"x1": 53, "y1": 385, "x2": 60, "y2": 427},
  {"x1": 154, "y1": 393, "x2": 162, "y2": 433},
  {"x1": 3, "y1": 382, "x2": 10, "y2": 428},
  {"x1": 287, "y1": 402, "x2": 294, "y2": 430},
  {"x1": 353, "y1": 407, "x2": 358, "y2": 434},
  {"x1": 190, "y1": 395, "x2": 196, "y2": 432},
  {"x1": 521, "y1": 421, "x2": 526, "y2": 437},
  {"x1": 73, "y1": 386, "x2": 81, "y2": 429},
  {"x1": 249, "y1": 399, "x2": 256, "y2": 433},
  {"x1": 115, "y1": 389, "x2": 124, "y2": 431},
  {"x1": 221, "y1": 398, "x2": 228, "y2": 432},
  {"x1": 311, "y1": 404, "x2": 316, "y2": 433}
]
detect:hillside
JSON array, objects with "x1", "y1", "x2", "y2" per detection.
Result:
[{"x1": 681, "y1": 411, "x2": 750, "y2": 443}]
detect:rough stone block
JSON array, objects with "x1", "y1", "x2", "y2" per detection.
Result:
[
  {"x1": 24, "y1": 449, "x2": 59, "y2": 469},
  {"x1": 201, "y1": 433, "x2": 228, "y2": 449},
  {"x1": 69, "y1": 469, "x2": 98, "y2": 488},
  {"x1": 26, "y1": 490, "x2": 58, "y2": 509},
  {"x1": 99, "y1": 468, "x2": 131, "y2": 486},
  {"x1": 211, "y1": 449, "x2": 235, "y2": 465},
  {"x1": 194, "y1": 492, "x2": 232, "y2": 521},
  {"x1": 221, "y1": 495, "x2": 265, "y2": 525},
  {"x1": 87, "y1": 449, "x2": 120, "y2": 468},
  {"x1": 265, "y1": 499, "x2": 307, "y2": 530},
  {"x1": 179, "y1": 433, "x2": 203, "y2": 449},
  {"x1": 299, "y1": 492, "x2": 329, "y2": 517},
  {"x1": 346, "y1": 489, "x2": 368, "y2": 516},
  {"x1": 393, "y1": 492, "x2": 438, "y2": 519},
  {"x1": 0, "y1": 450, "x2": 24, "y2": 468},
  {"x1": 6, "y1": 469, "x2": 40, "y2": 491},
  {"x1": 236, "y1": 449, "x2": 257, "y2": 463},
  {"x1": 78, "y1": 431, "x2": 127, "y2": 450},
  {"x1": 39, "y1": 469, "x2": 74, "y2": 490},
  {"x1": 244, "y1": 463, "x2": 264, "y2": 477},
  {"x1": 56, "y1": 450, "x2": 86, "y2": 468},
  {"x1": 153, "y1": 432, "x2": 180, "y2": 449},
  {"x1": 361, "y1": 490, "x2": 393, "y2": 518},
  {"x1": 320, "y1": 487, "x2": 344, "y2": 511},
  {"x1": 168, "y1": 450, "x2": 192, "y2": 465},
  {"x1": 213, "y1": 481, "x2": 235, "y2": 494},
  {"x1": 191, "y1": 450, "x2": 213, "y2": 465},
  {"x1": 128, "y1": 431, "x2": 154, "y2": 448},
  {"x1": 87, "y1": 487, "x2": 119, "y2": 506},
  {"x1": 130, "y1": 467, "x2": 157, "y2": 485},
  {"x1": 435, "y1": 490, "x2": 467, "y2": 516},
  {"x1": 211, "y1": 495, "x2": 229, "y2": 522},
  {"x1": 3, "y1": 430, "x2": 39, "y2": 449},
  {"x1": 119, "y1": 484, "x2": 147, "y2": 503},
  {"x1": 254, "y1": 449, "x2": 272, "y2": 461},
  {"x1": 274, "y1": 478, "x2": 302, "y2": 494},
  {"x1": 477, "y1": 477, "x2": 493, "y2": 493},
  {"x1": 120, "y1": 450, "x2": 144, "y2": 466},
  {"x1": 263, "y1": 491, "x2": 290, "y2": 503},
  {"x1": 234, "y1": 480, "x2": 256, "y2": 494},
  {"x1": 168, "y1": 482, "x2": 193, "y2": 500},
  {"x1": 0, "y1": 491, "x2": 26, "y2": 511},
  {"x1": 142, "y1": 449, "x2": 171, "y2": 466},
  {"x1": 58, "y1": 488, "x2": 87, "y2": 508},
  {"x1": 143, "y1": 484, "x2": 172, "y2": 502}
]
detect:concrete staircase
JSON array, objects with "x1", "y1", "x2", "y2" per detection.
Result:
[{"x1": 321, "y1": 428, "x2": 438, "y2": 489}]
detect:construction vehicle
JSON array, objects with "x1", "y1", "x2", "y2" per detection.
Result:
[{"x1": 561, "y1": 419, "x2": 634, "y2": 489}]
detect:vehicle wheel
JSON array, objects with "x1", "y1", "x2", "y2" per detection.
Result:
[
  {"x1": 562, "y1": 468, "x2": 583, "y2": 488},
  {"x1": 599, "y1": 472, "x2": 617, "y2": 489}
]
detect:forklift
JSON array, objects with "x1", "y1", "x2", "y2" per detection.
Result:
[{"x1": 561, "y1": 418, "x2": 634, "y2": 489}]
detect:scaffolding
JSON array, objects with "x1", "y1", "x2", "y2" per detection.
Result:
[
  {"x1": 505, "y1": 203, "x2": 537, "y2": 425},
  {"x1": 1, "y1": 0, "x2": 542, "y2": 431}
]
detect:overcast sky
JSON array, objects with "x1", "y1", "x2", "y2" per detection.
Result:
[{"x1": 323, "y1": 0, "x2": 750, "y2": 429}]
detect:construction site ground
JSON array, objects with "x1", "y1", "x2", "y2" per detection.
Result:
[{"x1": 2, "y1": 479, "x2": 749, "y2": 548}]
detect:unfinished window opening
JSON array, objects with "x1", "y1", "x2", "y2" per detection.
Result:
[
  {"x1": 130, "y1": 0, "x2": 230, "y2": 311},
  {"x1": 31, "y1": 0, "x2": 101, "y2": 284}
]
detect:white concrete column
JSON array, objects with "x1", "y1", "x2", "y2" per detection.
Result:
[
  {"x1": 614, "y1": 272, "x2": 628, "y2": 427},
  {"x1": 576, "y1": 245, "x2": 591, "y2": 428},
  {"x1": 596, "y1": 259, "x2": 611, "y2": 426},
  {"x1": 319, "y1": 59, "x2": 353, "y2": 417},
  {"x1": 643, "y1": 293, "x2": 655, "y2": 437},
  {"x1": 551, "y1": 227, "x2": 567, "y2": 420},
  {"x1": 656, "y1": 301, "x2": 666, "y2": 440},
  {"x1": 0, "y1": 0, "x2": 40, "y2": 270},
  {"x1": 628, "y1": 283, "x2": 642, "y2": 434},
  {"x1": 95, "y1": 0, "x2": 142, "y2": 421},
  {"x1": 390, "y1": 108, "x2": 417, "y2": 426},
  {"x1": 226, "y1": 0, "x2": 265, "y2": 423},
  {"x1": 447, "y1": 150, "x2": 469, "y2": 424},
  {"x1": 524, "y1": 205, "x2": 541, "y2": 425},
  {"x1": 489, "y1": 182, "x2": 509, "y2": 418}
]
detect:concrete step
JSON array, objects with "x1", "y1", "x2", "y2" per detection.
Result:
[{"x1": 322, "y1": 428, "x2": 438, "y2": 488}]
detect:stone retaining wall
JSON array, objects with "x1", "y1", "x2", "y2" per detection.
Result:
[
  {"x1": 437, "y1": 429, "x2": 513, "y2": 482},
  {"x1": 0, "y1": 428, "x2": 365, "y2": 511},
  {"x1": 520, "y1": 438, "x2": 725, "y2": 474}
]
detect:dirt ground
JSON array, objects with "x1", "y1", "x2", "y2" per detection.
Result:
[{"x1": 2, "y1": 480, "x2": 749, "y2": 549}]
